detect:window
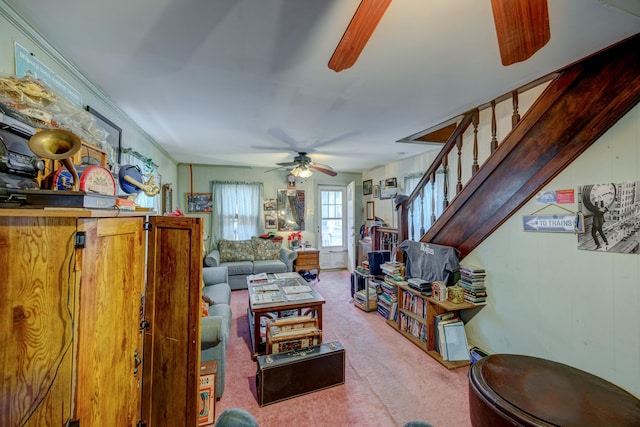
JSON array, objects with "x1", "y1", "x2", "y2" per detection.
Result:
[
  {"x1": 320, "y1": 189, "x2": 343, "y2": 247},
  {"x1": 211, "y1": 182, "x2": 262, "y2": 242}
]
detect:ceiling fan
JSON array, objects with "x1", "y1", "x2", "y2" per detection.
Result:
[
  {"x1": 328, "y1": 0, "x2": 550, "y2": 72},
  {"x1": 273, "y1": 152, "x2": 338, "y2": 177}
]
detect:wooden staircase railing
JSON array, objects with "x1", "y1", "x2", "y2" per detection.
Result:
[{"x1": 397, "y1": 33, "x2": 640, "y2": 259}]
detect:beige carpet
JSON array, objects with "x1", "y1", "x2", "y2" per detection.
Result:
[{"x1": 216, "y1": 270, "x2": 473, "y2": 427}]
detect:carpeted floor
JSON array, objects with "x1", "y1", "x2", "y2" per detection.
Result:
[{"x1": 215, "y1": 270, "x2": 472, "y2": 427}]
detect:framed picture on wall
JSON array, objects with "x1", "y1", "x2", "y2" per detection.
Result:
[
  {"x1": 363, "y1": 179, "x2": 372, "y2": 195},
  {"x1": 86, "y1": 106, "x2": 122, "y2": 163},
  {"x1": 373, "y1": 185, "x2": 380, "y2": 198},
  {"x1": 186, "y1": 192, "x2": 212, "y2": 213},
  {"x1": 265, "y1": 213, "x2": 277, "y2": 229},
  {"x1": 264, "y1": 199, "x2": 277, "y2": 211},
  {"x1": 366, "y1": 201, "x2": 375, "y2": 220}
]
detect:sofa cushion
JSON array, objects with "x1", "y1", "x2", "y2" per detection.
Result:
[
  {"x1": 203, "y1": 283, "x2": 231, "y2": 306},
  {"x1": 219, "y1": 239, "x2": 254, "y2": 262},
  {"x1": 223, "y1": 260, "x2": 254, "y2": 276},
  {"x1": 253, "y1": 259, "x2": 287, "y2": 274},
  {"x1": 251, "y1": 236, "x2": 282, "y2": 260}
]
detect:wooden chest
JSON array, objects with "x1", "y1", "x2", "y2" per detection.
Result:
[
  {"x1": 266, "y1": 316, "x2": 322, "y2": 354},
  {"x1": 294, "y1": 248, "x2": 320, "y2": 278},
  {"x1": 256, "y1": 341, "x2": 345, "y2": 406}
]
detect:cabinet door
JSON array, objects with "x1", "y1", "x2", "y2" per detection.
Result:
[
  {"x1": 1, "y1": 217, "x2": 77, "y2": 426},
  {"x1": 75, "y1": 217, "x2": 146, "y2": 426},
  {"x1": 142, "y1": 216, "x2": 202, "y2": 426}
]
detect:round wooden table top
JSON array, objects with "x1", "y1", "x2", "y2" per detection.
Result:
[{"x1": 470, "y1": 354, "x2": 640, "y2": 426}]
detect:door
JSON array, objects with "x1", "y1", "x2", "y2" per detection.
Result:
[
  {"x1": 347, "y1": 181, "x2": 356, "y2": 273},
  {"x1": 318, "y1": 185, "x2": 347, "y2": 270},
  {"x1": 142, "y1": 216, "x2": 203, "y2": 426},
  {"x1": 75, "y1": 217, "x2": 146, "y2": 426},
  {"x1": 1, "y1": 216, "x2": 77, "y2": 426}
]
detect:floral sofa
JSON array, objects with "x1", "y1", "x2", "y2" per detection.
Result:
[{"x1": 204, "y1": 236, "x2": 297, "y2": 290}]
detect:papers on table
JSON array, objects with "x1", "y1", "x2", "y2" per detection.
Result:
[
  {"x1": 250, "y1": 292, "x2": 285, "y2": 305},
  {"x1": 285, "y1": 293, "x2": 313, "y2": 301},
  {"x1": 273, "y1": 272, "x2": 300, "y2": 279},
  {"x1": 252, "y1": 284, "x2": 280, "y2": 293},
  {"x1": 282, "y1": 285, "x2": 312, "y2": 294},
  {"x1": 247, "y1": 272, "x2": 271, "y2": 285}
]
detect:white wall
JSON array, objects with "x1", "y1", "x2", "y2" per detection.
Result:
[
  {"x1": 177, "y1": 163, "x2": 361, "y2": 252},
  {"x1": 0, "y1": 3, "x2": 177, "y2": 185},
  {"x1": 463, "y1": 104, "x2": 640, "y2": 397}
]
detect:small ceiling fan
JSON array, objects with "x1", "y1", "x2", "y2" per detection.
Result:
[
  {"x1": 272, "y1": 152, "x2": 338, "y2": 177},
  {"x1": 328, "y1": 0, "x2": 550, "y2": 72}
]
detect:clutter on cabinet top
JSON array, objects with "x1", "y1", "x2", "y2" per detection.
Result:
[{"x1": 0, "y1": 74, "x2": 115, "y2": 165}]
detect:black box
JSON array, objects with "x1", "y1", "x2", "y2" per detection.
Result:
[
  {"x1": 256, "y1": 341, "x2": 345, "y2": 406},
  {"x1": 368, "y1": 250, "x2": 390, "y2": 275}
]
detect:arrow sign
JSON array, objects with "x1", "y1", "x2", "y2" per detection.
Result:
[{"x1": 523, "y1": 214, "x2": 578, "y2": 233}]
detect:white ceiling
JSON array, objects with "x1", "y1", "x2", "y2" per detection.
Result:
[{"x1": 5, "y1": 0, "x2": 640, "y2": 174}]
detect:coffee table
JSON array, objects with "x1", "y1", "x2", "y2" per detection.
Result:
[{"x1": 247, "y1": 273, "x2": 325, "y2": 359}]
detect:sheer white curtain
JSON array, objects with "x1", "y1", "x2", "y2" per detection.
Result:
[
  {"x1": 118, "y1": 151, "x2": 160, "y2": 212},
  {"x1": 404, "y1": 169, "x2": 446, "y2": 241},
  {"x1": 210, "y1": 181, "x2": 262, "y2": 246}
]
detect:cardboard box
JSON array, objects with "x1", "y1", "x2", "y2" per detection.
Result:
[{"x1": 199, "y1": 360, "x2": 217, "y2": 426}]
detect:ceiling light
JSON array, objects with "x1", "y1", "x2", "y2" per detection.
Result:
[{"x1": 291, "y1": 165, "x2": 312, "y2": 178}]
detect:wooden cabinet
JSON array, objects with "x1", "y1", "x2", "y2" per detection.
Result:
[
  {"x1": 393, "y1": 282, "x2": 477, "y2": 369},
  {"x1": 1, "y1": 210, "x2": 202, "y2": 426},
  {"x1": 294, "y1": 248, "x2": 320, "y2": 278}
]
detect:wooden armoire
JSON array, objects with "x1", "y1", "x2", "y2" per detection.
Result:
[{"x1": 1, "y1": 210, "x2": 202, "y2": 426}]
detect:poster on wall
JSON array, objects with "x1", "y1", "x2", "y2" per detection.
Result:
[
  {"x1": 277, "y1": 189, "x2": 305, "y2": 231},
  {"x1": 577, "y1": 181, "x2": 640, "y2": 254}
]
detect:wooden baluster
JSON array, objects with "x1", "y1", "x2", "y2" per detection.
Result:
[
  {"x1": 442, "y1": 158, "x2": 449, "y2": 209},
  {"x1": 512, "y1": 90, "x2": 520, "y2": 128},
  {"x1": 456, "y1": 134, "x2": 463, "y2": 194},
  {"x1": 419, "y1": 187, "x2": 425, "y2": 237},
  {"x1": 491, "y1": 100, "x2": 498, "y2": 153},
  {"x1": 472, "y1": 108, "x2": 479, "y2": 175},
  {"x1": 430, "y1": 172, "x2": 437, "y2": 225},
  {"x1": 408, "y1": 202, "x2": 415, "y2": 240}
]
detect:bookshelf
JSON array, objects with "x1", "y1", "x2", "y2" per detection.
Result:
[{"x1": 392, "y1": 282, "x2": 478, "y2": 369}]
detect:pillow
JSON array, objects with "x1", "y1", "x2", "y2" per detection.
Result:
[
  {"x1": 251, "y1": 236, "x2": 282, "y2": 260},
  {"x1": 218, "y1": 239, "x2": 254, "y2": 263}
]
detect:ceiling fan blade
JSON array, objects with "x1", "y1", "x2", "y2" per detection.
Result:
[
  {"x1": 276, "y1": 161, "x2": 298, "y2": 167},
  {"x1": 491, "y1": 0, "x2": 550, "y2": 66},
  {"x1": 328, "y1": 0, "x2": 392, "y2": 72},
  {"x1": 264, "y1": 166, "x2": 285, "y2": 173},
  {"x1": 267, "y1": 128, "x2": 300, "y2": 148},
  {"x1": 310, "y1": 163, "x2": 338, "y2": 177}
]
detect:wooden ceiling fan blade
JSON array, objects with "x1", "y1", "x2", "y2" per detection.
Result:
[
  {"x1": 328, "y1": 0, "x2": 392, "y2": 72},
  {"x1": 276, "y1": 161, "x2": 298, "y2": 167},
  {"x1": 310, "y1": 163, "x2": 338, "y2": 177},
  {"x1": 491, "y1": 0, "x2": 550, "y2": 66}
]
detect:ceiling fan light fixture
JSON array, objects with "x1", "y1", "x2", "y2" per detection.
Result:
[{"x1": 291, "y1": 165, "x2": 312, "y2": 178}]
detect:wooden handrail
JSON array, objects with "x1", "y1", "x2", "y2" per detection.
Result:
[{"x1": 397, "y1": 34, "x2": 640, "y2": 258}]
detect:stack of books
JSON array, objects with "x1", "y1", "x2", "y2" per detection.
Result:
[
  {"x1": 407, "y1": 277, "x2": 431, "y2": 296},
  {"x1": 380, "y1": 261, "x2": 405, "y2": 279},
  {"x1": 458, "y1": 264, "x2": 488, "y2": 305},
  {"x1": 377, "y1": 280, "x2": 397, "y2": 320},
  {"x1": 354, "y1": 278, "x2": 378, "y2": 311}
]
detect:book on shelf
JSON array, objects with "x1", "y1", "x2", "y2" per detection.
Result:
[{"x1": 433, "y1": 312, "x2": 454, "y2": 354}]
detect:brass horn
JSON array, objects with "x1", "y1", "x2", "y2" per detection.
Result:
[{"x1": 29, "y1": 129, "x2": 82, "y2": 192}]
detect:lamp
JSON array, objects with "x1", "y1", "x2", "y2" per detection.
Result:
[{"x1": 291, "y1": 165, "x2": 312, "y2": 178}]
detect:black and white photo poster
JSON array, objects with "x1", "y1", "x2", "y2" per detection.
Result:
[{"x1": 578, "y1": 181, "x2": 640, "y2": 254}]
